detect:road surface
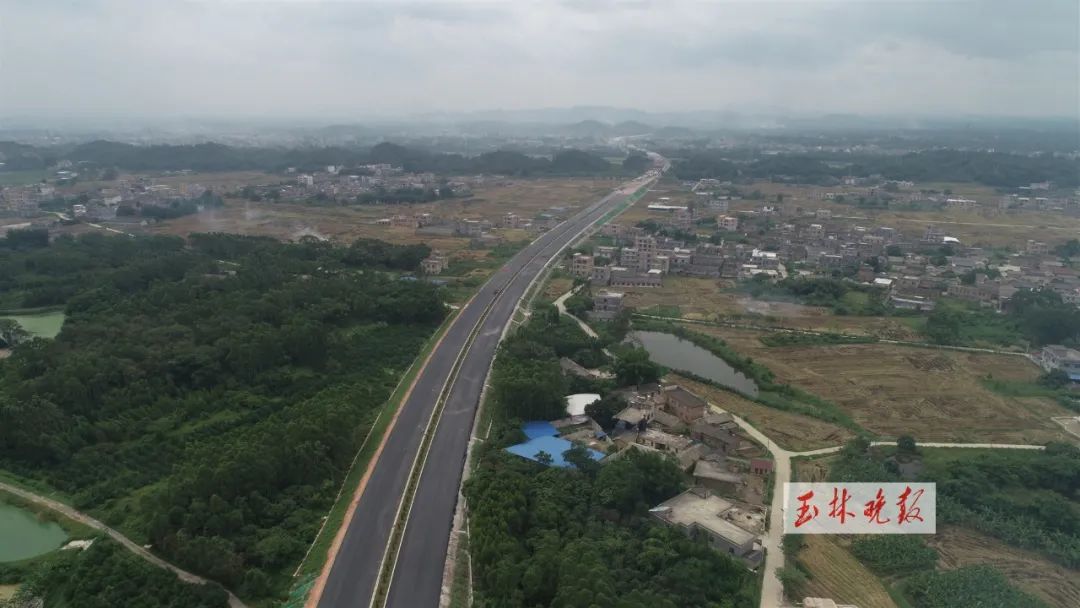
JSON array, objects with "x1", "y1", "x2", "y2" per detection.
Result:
[
  {"x1": 313, "y1": 172, "x2": 657, "y2": 608},
  {"x1": 0, "y1": 481, "x2": 246, "y2": 608}
]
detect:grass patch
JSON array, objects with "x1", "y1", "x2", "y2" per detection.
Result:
[
  {"x1": 981, "y1": 377, "x2": 1080, "y2": 413},
  {"x1": 759, "y1": 331, "x2": 877, "y2": 347},
  {"x1": 0, "y1": 170, "x2": 48, "y2": 186},
  {"x1": 1, "y1": 311, "x2": 66, "y2": 338},
  {"x1": 640, "y1": 303, "x2": 682, "y2": 318}
]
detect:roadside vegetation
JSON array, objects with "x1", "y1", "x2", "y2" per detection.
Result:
[
  {"x1": 465, "y1": 304, "x2": 759, "y2": 607},
  {"x1": 0, "y1": 231, "x2": 445, "y2": 602},
  {"x1": 1, "y1": 540, "x2": 229, "y2": 608}
]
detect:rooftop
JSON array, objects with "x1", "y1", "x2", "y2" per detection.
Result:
[{"x1": 652, "y1": 490, "x2": 758, "y2": 546}]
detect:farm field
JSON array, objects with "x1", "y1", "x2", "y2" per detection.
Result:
[
  {"x1": 796, "y1": 535, "x2": 898, "y2": 608},
  {"x1": 928, "y1": 526, "x2": 1080, "y2": 608},
  {"x1": 148, "y1": 177, "x2": 611, "y2": 246},
  {"x1": 668, "y1": 374, "x2": 853, "y2": 451},
  {"x1": 0, "y1": 585, "x2": 17, "y2": 602},
  {"x1": 616, "y1": 277, "x2": 921, "y2": 339},
  {"x1": 690, "y1": 325, "x2": 1075, "y2": 443},
  {"x1": 2, "y1": 311, "x2": 65, "y2": 338},
  {"x1": 0, "y1": 170, "x2": 49, "y2": 186}
]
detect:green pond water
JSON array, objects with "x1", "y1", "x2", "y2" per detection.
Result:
[
  {"x1": 629, "y1": 330, "x2": 760, "y2": 397},
  {"x1": 0, "y1": 502, "x2": 67, "y2": 562}
]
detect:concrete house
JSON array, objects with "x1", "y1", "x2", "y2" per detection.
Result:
[{"x1": 656, "y1": 385, "x2": 707, "y2": 424}]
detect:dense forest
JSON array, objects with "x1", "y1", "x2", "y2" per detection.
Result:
[
  {"x1": 671, "y1": 149, "x2": 1080, "y2": 189},
  {"x1": 4, "y1": 540, "x2": 229, "y2": 608},
  {"x1": 0, "y1": 140, "x2": 625, "y2": 177},
  {"x1": 0, "y1": 231, "x2": 444, "y2": 599},
  {"x1": 465, "y1": 306, "x2": 757, "y2": 607}
]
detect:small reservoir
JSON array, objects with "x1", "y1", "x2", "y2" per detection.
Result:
[
  {"x1": 0, "y1": 502, "x2": 67, "y2": 562},
  {"x1": 628, "y1": 330, "x2": 759, "y2": 397}
]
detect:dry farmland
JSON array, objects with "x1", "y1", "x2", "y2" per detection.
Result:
[
  {"x1": 618, "y1": 277, "x2": 924, "y2": 339},
  {"x1": 669, "y1": 374, "x2": 853, "y2": 451},
  {"x1": 928, "y1": 526, "x2": 1080, "y2": 608},
  {"x1": 147, "y1": 177, "x2": 612, "y2": 245},
  {"x1": 690, "y1": 325, "x2": 1075, "y2": 443},
  {"x1": 796, "y1": 536, "x2": 898, "y2": 608}
]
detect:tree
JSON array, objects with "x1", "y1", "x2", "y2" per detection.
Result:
[
  {"x1": 535, "y1": 450, "x2": 553, "y2": 466},
  {"x1": 613, "y1": 347, "x2": 661, "y2": 386},
  {"x1": 1056, "y1": 238, "x2": 1080, "y2": 259},
  {"x1": 585, "y1": 393, "x2": 627, "y2": 431},
  {"x1": 562, "y1": 444, "x2": 600, "y2": 476},
  {"x1": 0, "y1": 318, "x2": 29, "y2": 348},
  {"x1": 925, "y1": 307, "x2": 963, "y2": 345},
  {"x1": 776, "y1": 566, "x2": 807, "y2": 597},
  {"x1": 897, "y1": 435, "x2": 917, "y2": 454},
  {"x1": 1038, "y1": 368, "x2": 1070, "y2": 389},
  {"x1": 622, "y1": 152, "x2": 651, "y2": 174}
]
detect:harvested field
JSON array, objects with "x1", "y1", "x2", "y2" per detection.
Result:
[
  {"x1": 0, "y1": 585, "x2": 18, "y2": 602},
  {"x1": 145, "y1": 177, "x2": 611, "y2": 247},
  {"x1": 622, "y1": 277, "x2": 743, "y2": 320},
  {"x1": 622, "y1": 279, "x2": 922, "y2": 338},
  {"x1": 691, "y1": 326, "x2": 1075, "y2": 443},
  {"x1": 929, "y1": 526, "x2": 1080, "y2": 608},
  {"x1": 149, "y1": 201, "x2": 476, "y2": 252},
  {"x1": 668, "y1": 374, "x2": 853, "y2": 451},
  {"x1": 797, "y1": 535, "x2": 898, "y2": 608}
]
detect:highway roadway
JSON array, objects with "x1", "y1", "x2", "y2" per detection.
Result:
[{"x1": 314, "y1": 172, "x2": 657, "y2": 608}]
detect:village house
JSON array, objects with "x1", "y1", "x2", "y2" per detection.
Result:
[
  {"x1": 590, "y1": 291, "x2": 624, "y2": 321},
  {"x1": 1037, "y1": 345, "x2": 1080, "y2": 381},
  {"x1": 651, "y1": 487, "x2": 764, "y2": 568},
  {"x1": 570, "y1": 252, "x2": 594, "y2": 278},
  {"x1": 655, "y1": 384, "x2": 707, "y2": 424}
]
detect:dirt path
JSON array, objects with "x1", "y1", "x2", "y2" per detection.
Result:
[{"x1": 0, "y1": 481, "x2": 246, "y2": 608}]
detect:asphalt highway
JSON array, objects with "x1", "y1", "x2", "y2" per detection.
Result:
[{"x1": 316, "y1": 173, "x2": 654, "y2": 608}]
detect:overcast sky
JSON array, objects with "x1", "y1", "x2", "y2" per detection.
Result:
[{"x1": 1, "y1": 0, "x2": 1077, "y2": 121}]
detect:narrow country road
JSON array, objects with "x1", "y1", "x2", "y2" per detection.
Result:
[
  {"x1": 719, "y1": 410, "x2": 1047, "y2": 608},
  {"x1": 553, "y1": 285, "x2": 599, "y2": 339},
  {"x1": 0, "y1": 481, "x2": 247, "y2": 608}
]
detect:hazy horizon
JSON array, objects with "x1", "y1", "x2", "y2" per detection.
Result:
[{"x1": 1, "y1": 0, "x2": 1077, "y2": 123}]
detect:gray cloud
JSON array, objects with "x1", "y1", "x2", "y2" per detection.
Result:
[{"x1": 0, "y1": 0, "x2": 1075, "y2": 120}]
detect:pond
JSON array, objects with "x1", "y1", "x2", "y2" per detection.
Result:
[
  {"x1": 0, "y1": 502, "x2": 67, "y2": 562},
  {"x1": 628, "y1": 330, "x2": 760, "y2": 397}
]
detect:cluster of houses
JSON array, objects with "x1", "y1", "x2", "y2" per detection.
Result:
[
  {"x1": 505, "y1": 380, "x2": 773, "y2": 569},
  {"x1": 570, "y1": 231, "x2": 786, "y2": 291},
  {"x1": 0, "y1": 176, "x2": 202, "y2": 222},
  {"x1": 259, "y1": 163, "x2": 483, "y2": 203},
  {"x1": 571, "y1": 185, "x2": 1080, "y2": 314}
]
